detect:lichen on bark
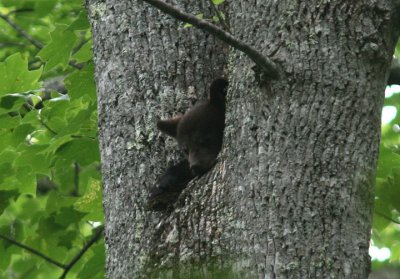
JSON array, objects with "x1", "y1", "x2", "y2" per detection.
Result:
[{"x1": 86, "y1": 0, "x2": 399, "y2": 278}]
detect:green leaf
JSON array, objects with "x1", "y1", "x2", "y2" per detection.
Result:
[
  {"x1": 56, "y1": 138, "x2": 100, "y2": 166},
  {"x1": 61, "y1": 102, "x2": 97, "y2": 136},
  {"x1": 0, "y1": 1, "x2": 104, "y2": 275},
  {"x1": 184, "y1": 13, "x2": 203, "y2": 28},
  {"x1": 0, "y1": 163, "x2": 16, "y2": 190},
  {"x1": 12, "y1": 124, "x2": 36, "y2": 147},
  {"x1": 37, "y1": 25, "x2": 77, "y2": 72},
  {"x1": 58, "y1": 230, "x2": 78, "y2": 249},
  {"x1": 67, "y1": 11, "x2": 90, "y2": 31},
  {"x1": 72, "y1": 40, "x2": 93, "y2": 63},
  {"x1": 0, "y1": 190, "x2": 18, "y2": 214},
  {"x1": 376, "y1": 145, "x2": 400, "y2": 178},
  {"x1": 54, "y1": 207, "x2": 86, "y2": 226},
  {"x1": 0, "y1": 133, "x2": 13, "y2": 152},
  {"x1": 75, "y1": 178, "x2": 103, "y2": 221},
  {"x1": 0, "y1": 53, "x2": 42, "y2": 96},
  {"x1": 0, "y1": 114, "x2": 20, "y2": 129},
  {"x1": 64, "y1": 62, "x2": 96, "y2": 101},
  {"x1": 15, "y1": 194, "x2": 43, "y2": 220},
  {"x1": 16, "y1": 166, "x2": 36, "y2": 196},
  {"x1": 373, "y1": 198, "x2": 391, "y2": 232},
  {"x1": 53, "y1": 159, "x2": 75, "y2": 193},
  {"x1": 0, "y1": 95, "x2": 26, "y2": 114},
  {"x1": 0, "y1": 149, "x2": 17, "y2": 165},
  {"x1": 46, "y1": 191, "x2": 78, "y2": 213},
  {"x1": 0, "y1": 238, "x2": 12, "y2": 271},
  {"x1": 37, "y1": 216, "x2": 64, "y2": 239},
  {"x1": 391, "y1": 243, "x2": 400, "y2": 261},
  {"x1": 212, "y1": 0, "x2": 225, "y2": 5},
  {"x1": 77, "y1": 242, "x2": 105, "y2": 278},
  {"x1": 40, "y1": 99, "x2": 70, "y2": 133},
  {"x1": 34, "y1": 0, "x2": 58, "y2": 17},
  {"x1": 388, "y1": 168, "x2": 400, "y2": 211},
  {"x1": 14, "y1": 144, "x2": 51, "y2": 174}
]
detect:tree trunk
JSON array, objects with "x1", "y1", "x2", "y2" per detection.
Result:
[{"x1": 86, "y1": 0, "x2": 399, "y2": 278}]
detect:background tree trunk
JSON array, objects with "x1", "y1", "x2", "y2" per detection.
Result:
[{"x1": 86, "y1": 0, "x2": 399, "y2": 278}]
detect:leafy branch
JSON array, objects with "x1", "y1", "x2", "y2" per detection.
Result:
[
  {"x1": 375, "y1": 211, "x2": 400, "y2": 225},
  {"x1": 0, "y1": 11, "x2": 83, "y2": 70},
  {"x1": 0, "y1": 233, "x2": 66, "y2": 269},
  {"x1": 0, "y1": 12, "x2": 43, "y2": 49},
  {"x1": 207, "y1": 0, "x2": 231, "y2": 34},
  {"x1": 141, "y1": 0, "x2": 279, "y2": 79},
  {"x1": 0, "y1": 2, "x2": 102, "y2": 277},
  {"x1": 0, "y1": 226, "x2": 104, "y2": 278},
  {"x1": 59, "y1": 226, "x2": 104, "y2": 278}
]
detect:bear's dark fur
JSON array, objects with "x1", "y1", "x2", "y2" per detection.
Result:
[{"x1": 147, "y1": 78, "x2": 228, "y2": 211}]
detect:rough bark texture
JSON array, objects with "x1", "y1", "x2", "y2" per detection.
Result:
[
  {"x1": 222, "y1": 1, "x2": 398, "y2": 278},
  {"x1": 86, "y1": 0, "x2": 399, "y2": 278},
  {"x1": 86, "y1": 0, "x2": 227, "y2": 277}
]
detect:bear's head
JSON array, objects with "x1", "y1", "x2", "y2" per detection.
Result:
[{"x1": 157, "y1": 78, "x2": 228, "y2": 175}]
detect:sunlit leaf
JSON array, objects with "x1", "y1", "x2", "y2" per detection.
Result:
[
  {"x1": 56, "y1": 138, "x2": 100, "y2": 166},
  {"x1": 37, "y1": 25, "x2": 77, "y2": 71},
  {"x1": 65, "y1": 62, "x2": 96, "y2": 101},
  {"x1": 67, "y1": 11, "x2": 90, "y2": 31},
  {"x1": 376, "y1": 145, "x2": 400, "y2": 178},
  {"x1": 75, "y1": 178, "x2": 103, "y2": 221},
  {"x1": 72, "y1": 40, "x2": 93, "y2": 63},
  {"x1": 212, "y1": 0, "x2": 225, "y2": 5},
  {"x1": 78, "y1": 243, "x2": 105, "y2": 278},
  {"x1": 0, "y1": 53, "x2": 42, "y2": 96}
]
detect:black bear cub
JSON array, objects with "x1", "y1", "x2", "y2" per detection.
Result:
[{"x1": 147, "y1": 78, "x2": 228, "y2": 211}]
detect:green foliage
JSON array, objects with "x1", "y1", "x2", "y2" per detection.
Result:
[
  {"x1": 373, "y1": 85, "x2": 400, "y2": 268},
  {"x1": 0, "y1": 53, "x2": 42, "y2": 95},
  {"x1": 37, "y1": 25, "x2": 77, "y2": 72},
  {"x1": 183, "y1": 0, "x2": 228, "y2": 28},
  {"x1": 0, "y1": 0, "x2": 399, "y2": 277},
  {"x1": 184, "y1": 13, "x2": 204, "y2": 28},
  {"x1": 0, "y1": 1, "x2": 104, "y2": 278},
  {"x1": 212, "y1": 0, "x2": 225, "y2": 5}
]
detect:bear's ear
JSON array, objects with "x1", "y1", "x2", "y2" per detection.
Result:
[{"x1": 157, "y1": 115, "x2": 182, "y2": 138}]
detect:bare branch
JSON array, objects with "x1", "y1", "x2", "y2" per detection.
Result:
[
  {"x1": 38, "y1": 117, "x2": 58, "y2": 135},
  {"x1": 0, "y1": 12, "x2": 84, "y2": 70},
  {"x1": 59, "y1": 226, "x2": 104, "y2": 279},
  {"x1": 375, "y1": 211, "x2": 400, "y2": 225},
  {"x1": 141, "y1": 0, "x2": 279, "y2": 79},
  {"x1": 0, "y1": 13, "x2": 43, "y2": 49},
  {"x1": 0, "y1": 234, "x2": 67, "y2": 269}
]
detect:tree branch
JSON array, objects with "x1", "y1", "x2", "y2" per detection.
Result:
[
  {"x1": 38, "y1": 117, "x2": 58, "y2": 135},
  {"x1": 141, "y1": 0, "x2": 279, "y2": 79},
  {"x1": 8, "y1": 8, "x2": 35, "y2": 15},
  {"x1": 0, "y1": 13, "x2": 43, "y2": 49},
  {"x1": 0, "y1": 233, "x2": 67, "y2": 269},
  {"x1": 207, "y1": 0, "x2": 231, "y2": 34},
  {"x1": 59, "y1": 226, "x2": 104, "y2": 279},
  {"x1": 375, "y1": 211, "x2": 400, "y2": 225},
  {"x1": 0, "y1": 12, "x2": 83, "y2": 70}
]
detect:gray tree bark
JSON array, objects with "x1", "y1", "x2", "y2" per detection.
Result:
[{"x1": 86, "y1": 0, "x2": 399, "y2": 278}]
